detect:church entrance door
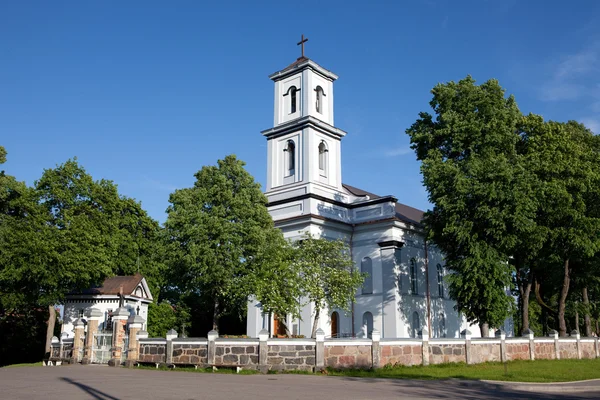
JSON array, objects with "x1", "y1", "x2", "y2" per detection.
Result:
[
  {"x1": 272, "y1": 314, "x2": 287, "y2": 337},
  {"x1": 331, "y1": 312, "x2": 339, "y2": 338}
]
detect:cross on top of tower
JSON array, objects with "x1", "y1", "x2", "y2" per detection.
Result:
[{"x1": 297, "y1": 34, "x2": 308, "y2": 58}]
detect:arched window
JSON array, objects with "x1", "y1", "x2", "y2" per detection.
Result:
[
  {"x1": 361, "y1": 257, "x2": 373, "y2": 294},
  {"x1": 410, "y1": 258, "x2": 418, "y2": 294},
  {"x1": 437, "y1": 263, "x2": 444, "y2": 298},
  {"x1": 285, "y1": 140, "x2": 295, "y2": 175},
  {"x1": 331, "y1": 311, "x2": 339, "y2": 338},
  {"x1": 411, "y1": 311, "x2": 420, "y2": 338},
  {"x1": 318, "y1": 141, "x2": 328, "y2": 172},
  {"x1": 439, "y1": 313, "x2": 446, "y2": 338},
  {"x1": 285, "y1": 86, "x2": 297, "y2": 114},
  {"x1": 362, "y1": 312, "x2": 373, "y2": 339},
  {"x1": 315, "y1": 86, "x2": 325, "y2": 113}
]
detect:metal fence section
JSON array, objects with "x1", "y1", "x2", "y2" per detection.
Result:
[{"x1": 92, "y1": 332, "x2": 113, "y2": 364}]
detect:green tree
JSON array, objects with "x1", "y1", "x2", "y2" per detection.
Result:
[
  {"x1": 250, "y1": 231, "x2": 302, "y2": 336},
  {"x1": 164, "y1": 155, "x2": 280, "y2": 331},
  {"x1": 0, "y1": 157, "x2": 164, "y2": 356},
  {"x1": 520, "y1": 118, "x2": 600, "y2": 336},
  {"x1": 407, "y1": 76, "x2": 525, "y2": 336},
  {"x1": 292, "y1": 234, "x2": 363, "y2": 338}
]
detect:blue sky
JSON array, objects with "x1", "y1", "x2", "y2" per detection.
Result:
[{"x1": 1, "y1": 1, "x2": 599, "y2": 223}]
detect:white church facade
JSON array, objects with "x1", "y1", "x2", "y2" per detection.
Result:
[{"x1": 247, "y1": 50, "x2": 497, "y2": 340}]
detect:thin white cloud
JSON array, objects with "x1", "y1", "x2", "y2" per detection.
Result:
[
  {"x1": 540, "y1": 83, "x2": 586, "y2": 101},
  {"x1": 385, "y1": 147, "x2": 412, "y2": 157},
  {"x1": 580, "y1": 118, "x2": 600, "y2": 134},
  {"x1": 554, "y1": 48, "x2": 598, "y2": 79},
  {"x1": 540, "y1": 43, "x2": 600, "y2": 102},
  {"x1": 441, "y1": 16, "x2": 449, "y2": 29}
]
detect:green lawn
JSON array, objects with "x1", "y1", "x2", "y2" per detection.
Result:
[
  {"x1": 2, "y1": 362, "x2": 43, "y2": 368},
  {"x1": 327, "y1": 359, "x2": 600, "y2": 383}
]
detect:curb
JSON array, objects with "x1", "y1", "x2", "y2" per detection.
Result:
[{"x1": 482, "y1": 378, "x2": 600, "y2": 393}]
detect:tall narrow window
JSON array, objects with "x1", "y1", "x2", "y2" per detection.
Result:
[
  {"x1": 318, "y1": 141, "x2": 327, "y2": 171},
  {"x1": 361, "y1": 257, "x2": 373, "y2": 294},
  {"x1": 439, "y1": 313, "x2": 446, "y2": 338},
  {"x1": 412, "y1": 311, "x2": 420, "y2": 338},
  {"x1": 410, "y1": 258, "x2": 418, "y2": 294},
  {"x1": 290, "y1": 86, "x2": 297, "y2": 113},
  {"x1": 315, "y1": 86, "x2": 324, "y2": 113},
  {"x1": 363, "y1": 312, "x2": 373, "y2": 339},
  {"x1": 437, "y1": 263, "x2": 444, "y2": 298},
  {"x1": 285, "y1": 140, "x2": 295, "y2": 175}
]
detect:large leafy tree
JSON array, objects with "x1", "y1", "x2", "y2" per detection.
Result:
[
  {"x1": 406, "y1": 76, "x2": 528, "y2": 336},
  {"x1": 520, "y1": 118, "x2": 600, "y2": 336},
  {"x1": 292, "y1": 234, "x2": 363, "y2": 338},
  {"x1": 0, "y1": 156, "x2": 164, "y2": 355},
  {"x1": 164, "y1": 155, "x2": 282, "y2": 331},
  {"x1": 250, "y1": 231, "x2": 302, "y2": 336}
]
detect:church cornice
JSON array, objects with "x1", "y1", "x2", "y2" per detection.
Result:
[
  {"x1": 262, "y1": 115, "x2": 347, "y2": 140},
  {"x1": 269, "y1": 58, "x2": 338, "y2": 82},
  {"x1": 377, "y1": 240, "x2": 405, "y2": 249},
  {"x1": 267, "y1": 192, "x2": 395, "y2": 210}
]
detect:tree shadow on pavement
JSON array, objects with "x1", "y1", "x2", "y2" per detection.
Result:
[
  {"x1": 337, "y1": 377, "x2": 600, "y2": 400},
  {"x1": 60, "y1": 377, "x2": 120, "y2": 400}
]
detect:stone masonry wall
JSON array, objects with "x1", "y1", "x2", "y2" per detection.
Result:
[
  {"x1": 172, "y1": 343, "x2": 207, "y2": 365},
  {"x1": 267, "y1": 345, "x2": 315, "y2": 371},
  {"x1": 506, "y1": 342, "x2": 530, "y2": 361},
  {"x1": 559, "y1": 342, "x2": 577, "y2": 360},
  {"x1": 470, "y1": 343, "x2": 501, "y2": 364},
  {"x1": 325, "y1": 345, "x2": 373, "y2": 368},
  {"x1": 534, "y1": 342, "x2": 555, "y2": 360},
  {"x1": 214, "y1": 344, "x2": 259, "y2": 367},
  {"x1": 381, "y1": 344, "x2": 422, "y2": 366},
  {"x1": 132, "y1": 332, "x2": 598, "y2": 372},
  {"x1": 581, "y1": 342, "x2": 596, "y2": 359},
  {"x1": 138, "y1": 343, "x2": 166, "y2": 364},
  {"x1": 428, "y1": 343, "x2": 465, "y2": 364}
]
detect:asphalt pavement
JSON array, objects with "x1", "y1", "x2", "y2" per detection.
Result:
[{"x1": 1, "y1": 365, "x2": 600, "y2": 400}]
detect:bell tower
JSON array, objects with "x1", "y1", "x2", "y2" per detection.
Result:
[{"x1": 262, "y1": 36, "x2": 346, "y2": 199}]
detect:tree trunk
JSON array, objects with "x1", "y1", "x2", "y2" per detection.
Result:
[
  {"x1": 583, "y1": 287, "x2": 592, "y2": 337},
  {"x1": 534, "y1": 277, "x2": 558, "y2": 318},
  {"x1": 558, "y1": 259, "x2": 571, "y2": 337},
  {"x1": 518, "y1": 268, "x2": 533, "y2": 334},
  {"x1": 278, "y1": 317, "x2": 293, "y2": 338},
  {"x1": 212, "y1": 299, "x2": 219, "y2": 331},
  {"x1": 44, "y1": 305, "x2": 56, "y2": 357},
  {"x1": 479, "y1": 322, "x2": 489, "y2": 338},
  {"x1": 311, "y1": 305, "x2": 321, "y2": 338}
]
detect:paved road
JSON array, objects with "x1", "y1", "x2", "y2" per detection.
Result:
[{"x1": 1, "y1": 365, "x2": 600, "y2": 400}]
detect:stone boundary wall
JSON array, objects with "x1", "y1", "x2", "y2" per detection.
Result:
[{"x1": 132, "y1": 328, "x2": 600, "y2": 372}]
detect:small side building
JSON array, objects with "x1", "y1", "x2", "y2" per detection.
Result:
[{"x1": 62, "y1": 273, "x2": 153, "y2": 337}]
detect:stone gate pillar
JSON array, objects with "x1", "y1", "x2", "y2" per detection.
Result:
[
  {"x1": 108, "y1": 307, "x2": 130, "y2": 367},
  {"x1": 82, "y1": 308, "x2": 103, "y2": 365},
  {"x1": 71, "y1": 319, "x2": 85, "y2": 364},
  {"x1": 125, "y1": 315, "x2": 145, "y2": 368}
]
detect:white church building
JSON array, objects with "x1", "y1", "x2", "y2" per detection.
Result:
[{"x1": 247, "y1": 48, "x2": 496, "y2": 340}]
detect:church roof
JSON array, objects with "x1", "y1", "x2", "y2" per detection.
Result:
[
  {"x1": 283, "y1": 56, "x2": 310, "y2": 72},
  {"x1": 79, "y1": 273, "x2": 145, "y2": 296},
  {"x1": 343, "y1": 183, "x2": 425, "y2": 226}
]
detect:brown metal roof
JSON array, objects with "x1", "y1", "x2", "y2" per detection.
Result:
[
  {"x1": 281, "y1": 56, "x2": 310, "y2": 73},
  {"x1": 80, "y1": 273, "x2": 144, "y2": 295},
  {"x1": 343, "y1": 183, "x2": 425, "y2": 225}
]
